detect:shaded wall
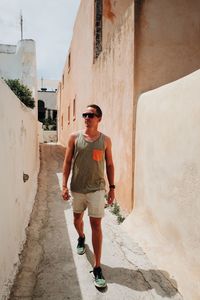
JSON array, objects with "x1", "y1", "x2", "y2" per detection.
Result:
[
  {"x1": 124, "y1": 70, "x2": 200, "y2": 300},
  {"x1": 58, "y1": 0, "x2": 134, "y2": 212},
  {"x1": 134, "y1": 0, "x2": 200, "y2": 96},
  {"x1": 0, "y1": 80, "x2": 39, "y2": 299}
]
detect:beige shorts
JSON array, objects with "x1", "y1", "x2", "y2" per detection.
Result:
[{"x1": 71, "y1": 190, "x2": 106, "y2": 218}]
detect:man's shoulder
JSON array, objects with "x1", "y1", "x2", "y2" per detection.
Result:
[
  {"x1": 69, "y1": 130, "x2": 83, "y2": 139},
  {"x1": 67, "y1": 131, "x2": 81, "y2": 146},
  {"x1": 101, "y1": 133, "x2": 111, "y2": 148},
  {"x1": 101, "y1": 132, "x2": 111, "y2": 141}
]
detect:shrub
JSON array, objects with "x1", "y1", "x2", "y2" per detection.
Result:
[
  {"x1": 5, "y1": 79, "x2": 35, "y2": 109},
  {"x1": 110, "y1": 202, "x2": 125, "y2": 224}
]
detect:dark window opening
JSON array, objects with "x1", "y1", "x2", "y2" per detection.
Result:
[
  {"x1": 62, "y1": 73, "x2": 64, "y2": 88},
  {"x1": 94, "y1": 0, "x2": 103, "y2": 60},
  {"x1": 38, "y1": 100, "x2": 45, "y2": 122},
  {"x1": 68, "y1": 105, "x2": 70, "y2": 125},
  {"x1": 53, "y1": 110, "x2": 57, "y2": 121},
  {"x1": 73, "y1": 97, "x2": 76, "y2": 121},
  {"x1": 68, "y1": 52, "x2": 71, "y2": 73},
  {"x1": 61, "y1": 114, "x2": 63, "y2": 130}
]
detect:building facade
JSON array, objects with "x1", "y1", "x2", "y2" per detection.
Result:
[
  {"x1": 38, "y1": 89, "x2": 57, "y2": 128},
  {"x1": 57, "y1": 1, "x2": 200, "y2": 298},
  {"x1": 58, "y1": 0, "x2": 200, "y2": 213},
  {"x1": 57, "y1": 0, "x2": 134, "y2": 212}
]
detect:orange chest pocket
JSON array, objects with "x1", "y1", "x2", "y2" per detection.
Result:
[{"x1": 93, "y1": 149, "x2": 103, "y2": 161}]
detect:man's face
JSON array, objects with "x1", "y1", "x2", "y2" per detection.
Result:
[{"x1": 82, "y1": 107, "x2": 101, "y2": 128}]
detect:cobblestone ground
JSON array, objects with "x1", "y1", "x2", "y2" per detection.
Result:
[{"x1": 9, "y1": 144, "x2": 183, "y2": 300}]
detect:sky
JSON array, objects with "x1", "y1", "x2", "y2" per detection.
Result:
[{"x1": 0, "y1": 0, "x2": 80, "y2": 80}]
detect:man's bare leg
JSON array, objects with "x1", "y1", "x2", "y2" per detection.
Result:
[
  {"x1": 74, "y1": 212, "x2": 84, "y2": 237},
  {"x1": 74, "y1": 212, "x2": 85, "y2": 255},
  {"x1": 90, "y1": 217, "x2": 102, "y2": 267}
]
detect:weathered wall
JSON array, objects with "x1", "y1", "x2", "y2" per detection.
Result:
[
  {"x1": 57, "y1": 0, "x2": 94, "y2": 146},
  {"x1": 93, "y1": 4, "x2": 134, "y2": 211},
  {"x1": 134, "y1": 0, "x2": 200, "y2": 95},
  {"x1": 103, "y1": 0, "x2": 133, "y2": 49},
  {"x1": 58, "y1": 0, "x2": 134, "y2": 212},
  {"x1": 0, "y1": 79, "x2": 39, "y2": 299},
  {"x1": 0, "y1": 40, "x2": 38, "y2": 115},
  {"x1": 124, "y1": 70, "x2": 200, "y2": 300}
]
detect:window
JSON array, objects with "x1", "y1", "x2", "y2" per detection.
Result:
[
  {"x1": 94, "y1": 0, "x2": 103, "y2": 60},
  {"x1": 38, "y1": 100, "x2": 45, "y2": 122},
  {"x1": 68, "y1": 52, "x2": 71, "y2": 73},
  {"x1": 68, "y1": 105, "x2": 70, "y2": 125},
  {"x1": 73, "y1": 97, "x2": 76, "y2": 121},
  {"x1": 62, "y1": 73, "x2": 64, "y2": 88},
  {"x1": 53, "y1": 110, "x2": 57, "y2": 121},
  {"x1": 61, "y1": 114, "x2": 63, "y2": 130}
]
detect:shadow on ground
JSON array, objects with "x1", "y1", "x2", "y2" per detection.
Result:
[
  {"x1": 9, "y1": 144, "x2": 83, "y2": 300},
  {"x1": 85, "y1": 244, "x2": 179, "y2": 298}
]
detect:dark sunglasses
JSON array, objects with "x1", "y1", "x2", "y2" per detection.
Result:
[{"x1": 82, "y1": 112, "x2": 99, "y2": 119}]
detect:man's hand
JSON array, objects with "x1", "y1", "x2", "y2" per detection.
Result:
[
  {"x1": 107, "y1": 189, "x2": 115, "y2": 205},
  {"x1": 62, "y1": 187, "x2": 70, "y2": 201}
]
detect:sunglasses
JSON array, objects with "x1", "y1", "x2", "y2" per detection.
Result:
[{"x1": 82, "y1": 112, "x2": 99, "y2": 119}]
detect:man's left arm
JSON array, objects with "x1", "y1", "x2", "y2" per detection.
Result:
[{"x1": 105, "y1": 136, "x2": 115, "y2": 205}]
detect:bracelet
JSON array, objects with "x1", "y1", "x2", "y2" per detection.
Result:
[{"x1": 109, "y1": 184, "x2": 115, "y2": 189}]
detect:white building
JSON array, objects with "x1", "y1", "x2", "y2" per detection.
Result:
[{"x1": 0, "y1": 39, "x2": 37, "y2": 115}]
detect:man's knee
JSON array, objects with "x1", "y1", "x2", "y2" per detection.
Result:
[
  {"x1": 90, "y1": 217, "x2": 102, "y2": 231},
  {"x1": 74, "y1": 212, "x2": 83, "y2": 226}
]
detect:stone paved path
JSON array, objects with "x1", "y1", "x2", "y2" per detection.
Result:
[{"x1": 9, "y1": 144, "x2": 183, "y2": 300}]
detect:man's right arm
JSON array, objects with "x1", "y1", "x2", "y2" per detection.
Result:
[{"x1": 62, "y1": 133, "x2": 76, "y2": 201}]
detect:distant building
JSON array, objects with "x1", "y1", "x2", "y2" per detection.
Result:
[
  {"x1": 38, "y1": 79, "x2": 58, "y2": 130},
  {"x1": 0, "y1": 39, "x2": 37, "y2": 115}
]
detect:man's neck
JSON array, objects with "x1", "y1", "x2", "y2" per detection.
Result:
[{"x1": 84, "y1": 128, "x2": 99, "y2": 137}]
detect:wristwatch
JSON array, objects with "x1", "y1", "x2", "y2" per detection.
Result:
[{"x1": 109, "y1": 185, "x2": 115, "y2": 189}]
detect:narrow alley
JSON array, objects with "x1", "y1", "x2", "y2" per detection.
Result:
[{"x1": 10, "y1": 144, "x2": 183, "y2": 300}]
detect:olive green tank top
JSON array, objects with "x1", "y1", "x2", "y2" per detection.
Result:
[{"x1": 70, "y1": 132, "x2": 106, "y2": 194}]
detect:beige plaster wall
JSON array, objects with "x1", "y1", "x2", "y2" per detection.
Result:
[
  {"x1": 57, "y1": 0, "x2": 94, "y2": 146},
  {"x1": 58, "y1": 0, "x2": 134, "y2": 212},
  {"x1": 93, "y1": 4, "x2": 134, "y2": 212},
  {"x1": 0, "y1": 79, "x2": 39, "y2": 299},
  {"x1": 103, "y1": 0, "x2": 133, "y2": 49},
  {"x1": 124, "y1": 70, "x2": 200, "y2": 300},
  {"x1": 134, "y1": 0, "x2": 200, "y2": 95}
]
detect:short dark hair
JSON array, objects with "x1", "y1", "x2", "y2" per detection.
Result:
[{"x1": 87, "y1": 104, "x2": 102, "y2": 117}]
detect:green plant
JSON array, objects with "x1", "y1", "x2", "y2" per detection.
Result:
[
  {"x1": 117, "y1": 214, "x2": 125, "y2": 224},
  {"x1": 111, "y1": 202, "x2": 120, "y2": 215},
  {"x1": 43, "y1": 117, "x2": 57, "y2": 130},
  {"x1": 110, "y1": 201, "x2": 125, "y2": 224},
  {"x1": 5, "y1": 79, "x2": 35, "y2": 109}
]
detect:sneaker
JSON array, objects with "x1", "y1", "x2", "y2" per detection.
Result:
[
  {"x1": 77, "y1": 235, "x2": 85, "y2": 255},
  {"x1": 91, "y1": 267, "x2": 107, "y2": 288}
]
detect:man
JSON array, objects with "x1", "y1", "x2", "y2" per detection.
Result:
[{"x1": 62, "y1": 104, "x2": 115, "y2": 288}]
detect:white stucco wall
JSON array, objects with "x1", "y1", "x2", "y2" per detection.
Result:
[
  {"x1": 0, "y1": 40, "x2": 38, "y2": 115},
  {"x1": 124, "y1": 70, "x2": 200, "y2": 300},
  {"x1": 0, "y1": 79, "x2": 39, "y2": 299}
]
